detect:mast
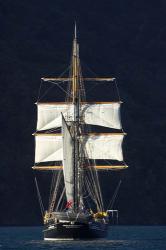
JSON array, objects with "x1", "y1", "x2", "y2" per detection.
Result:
[
  {"x1": 33, "y1": 26, "x2": 128, "y2": 215},
  {"x1": 72, "y1": 23, "x2": 80, "y2": 211}
]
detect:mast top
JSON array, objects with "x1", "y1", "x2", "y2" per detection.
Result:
[{"x1": 74, "y1": 22, "x2": 77, "y2": 40}]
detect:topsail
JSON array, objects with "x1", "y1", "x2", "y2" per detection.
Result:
[
  {"x1": 37, "y1": 102, "x2": 122, "y2": 131},
  {"x1": 34, "y1": 133, "x2": 125, "y2": 163}
]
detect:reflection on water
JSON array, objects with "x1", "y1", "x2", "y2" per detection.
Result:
[
  {"x1": 30, "y1": 239, "x2": 140, "y2": 249},
  {"x1": 27, "y1": 239, "x2": 165, "y2": 250},
  {"x1": 0, "y1": 226, "x2": 166, "y2": 250}
]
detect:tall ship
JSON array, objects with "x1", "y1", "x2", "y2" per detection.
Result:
[{"x1": 32, "y1": 25, "x2": 128, "y2": 240}]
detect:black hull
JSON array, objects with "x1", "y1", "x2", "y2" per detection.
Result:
[{"x1": 44, "y1": 222, "x2": 108, "y2": 240}]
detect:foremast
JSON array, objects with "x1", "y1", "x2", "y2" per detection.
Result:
[
  {"x1": 32, "y1": 26, "x2": 128, "y2": 217},
  {"x1": 72, "y1": 24, "x2": 81, "y2": 212}
]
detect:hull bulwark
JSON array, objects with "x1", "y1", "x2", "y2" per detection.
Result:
[{"x1": 44, "y1": 222, "x2": 108, "y2": 240}]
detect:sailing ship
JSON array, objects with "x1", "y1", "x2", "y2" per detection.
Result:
[{"x1": 32, "y1": 25, "x2": 128, "y2": 240}]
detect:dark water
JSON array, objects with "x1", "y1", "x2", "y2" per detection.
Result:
[{"x1": 0, "y1": 226, "x2": 166, "y2": 250}]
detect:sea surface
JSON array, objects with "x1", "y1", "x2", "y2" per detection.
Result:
[{"x1": 0, "y1": 226, "x2": 166, "y2": 250}]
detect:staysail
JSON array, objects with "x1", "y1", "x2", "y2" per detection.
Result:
[{"x1": 62, "y1": 115, "x2": 74, "y2": 203}]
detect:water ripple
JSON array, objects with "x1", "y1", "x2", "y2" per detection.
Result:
[{"x1": 0, "y1": 226, "x2": 166, "y2": 250}]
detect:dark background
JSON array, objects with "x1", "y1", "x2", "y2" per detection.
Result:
[{"x1": 0, "y1": 0, "x2": 166, "y2": 225}]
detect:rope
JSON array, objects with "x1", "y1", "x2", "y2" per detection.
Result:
[
  {"x1": 79, "y1": 138, "x2": 103, "y2": 211},
  {"x1": 49, "y1": 171, "x2": 62, "y2": 213},
  {"x1": 107, "y1": 180, "x2": 122, "y2": 210},
  {"x1": 34, "y1": 177, "x2": 44, "y2": 217},
  {"x1": 49, "y1": 171, "x2": 57, "y2": 207},
  {"x1": 37, "y1": 65, "x2": 71, "y2": 101},
  {"x1": 81, "y1": 60, "x2": 98, "y2": 77},
  {"x1": 37, "y1": 79, "x2": 43, "y2": 102},
  {"x1": 115, "y1": 78, "x2": 121, "y2": 102},
  {"x1": 55, "y1": 187, "x2": 65, "y2": 211}
]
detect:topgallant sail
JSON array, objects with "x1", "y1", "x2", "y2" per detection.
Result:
[{"x1": 32, "y1": 25, "x2": 128, "y2": 240}]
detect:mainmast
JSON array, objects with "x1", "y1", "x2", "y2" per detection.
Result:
[
  {"x1": 33, "y1": 26, "x2": 128, "y2": 215},
  {"x1": 72, "y1": 24, "x2": 81, "y2": 211}
]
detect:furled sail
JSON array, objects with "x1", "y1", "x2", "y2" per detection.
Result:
[
  {"x1": 62, "y1": 115, "x2": 74, "y2": 203},
  {"x1": 34, "y1": 133, "x2": 124, "y2": 163},
  {"x1": 37, "y1": 102, "x2": 121, "y2": 131}
]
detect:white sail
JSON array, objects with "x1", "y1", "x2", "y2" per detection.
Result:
[
  {"x1": 82, "y1": 103, "x2": 121, "y2": 129},
  {"x1": 35, "y1": 135, "x2": 62, "y2": 163},
  {"x1": 37, "y1": 102, "x2": 121, "y2": 131},
  {"x1": 62, "y1": 115, "x2": 74, "y2": 203},
  {"x1": 37, "y1": 103, "x2": 73, "y2": 131},
  {"x1": 83, "y1": 134, "x2": 124, "y2": 161},
  {"x1": 35, "y1": 133, "x2": 124, "y2": 163}
]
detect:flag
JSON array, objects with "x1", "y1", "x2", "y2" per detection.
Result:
[{"x1": 66, "y1": 200, "x2": 73, "y2": 208}]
